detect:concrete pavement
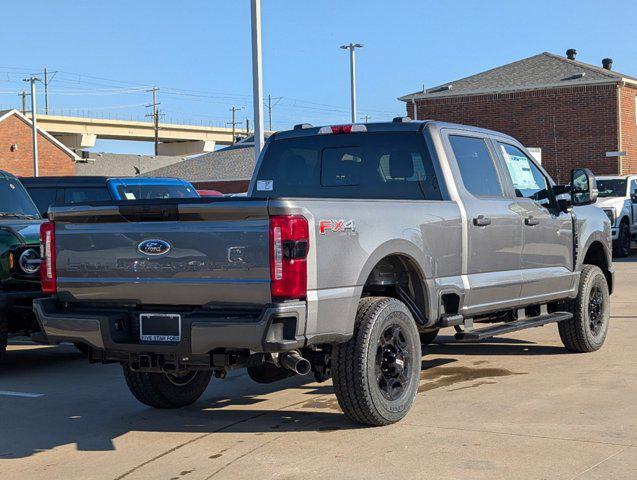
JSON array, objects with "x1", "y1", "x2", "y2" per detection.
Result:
[{"x1": 1, "y1": 258, "x2": 636, "y2": 479}]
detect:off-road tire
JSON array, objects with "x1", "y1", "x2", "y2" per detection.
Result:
[
  {"x1": 419, "y1": 329, "x2": 439, "y2": 345},
  {"x1": 613, "y1": 222, "x2": 631, "y2": 258},
  {"x1": 0, "y1": 313, "x2": 8, "y2": 361},
  {"x1": 558, "y1": 265, "x2": 610, "y2": 353},
  {"x1": 332, "y1": 297, "x2": 422, "y2": 426},
  {"x1": 122, "y1": 367, "x2": 212, "y2": 408}
]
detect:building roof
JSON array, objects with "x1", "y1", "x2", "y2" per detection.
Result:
[
  {"x1": 0, "y1": 109, "x2": 80, "y2": 160},
  {"x1": 144, "y1": 133, "x2": 273, "y2": 182},
  {"x1": 76, "y1": 152, "x2": 187, "y2": 177},
  {"x1": 399, "y1": 52, "x2": 637, "y2": 101},
  {"x1": 143, "y1": 144, "x2": 256, "y2": 182}
]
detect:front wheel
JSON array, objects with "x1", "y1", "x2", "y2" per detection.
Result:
[
  {"x1": 332, "y1": 297, "x2": 422, "y2": 426},
  {"x1": 613, "y1": 222, "x2": 631, "y2": 258},
  {"x1": 123, "y1": 367, "x2": 212, "y2": 408},
  {"x1": 0, "y1": 313, "x2": 8, "y2": 362},
  {"x1": 558, "y1": 265, "x2": 610, "y2": 352}
]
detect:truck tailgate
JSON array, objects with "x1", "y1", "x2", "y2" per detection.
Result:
[{"x1": 50, "y1": 200, "x2": 271, "y2": 307}]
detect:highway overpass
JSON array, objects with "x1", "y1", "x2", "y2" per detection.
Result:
[{"x1": 30, "y1": 114, "x2": 240, "y2": 156}]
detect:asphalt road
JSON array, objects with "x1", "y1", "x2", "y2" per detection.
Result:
[{"x1": 1, "y1": 258, "x2": 636, "y2": 480}]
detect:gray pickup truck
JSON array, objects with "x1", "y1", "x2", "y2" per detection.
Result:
[{"x1": 34, "y1": 119, "x2": 613, "y2": 426}]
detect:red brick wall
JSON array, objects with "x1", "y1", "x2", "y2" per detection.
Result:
[
  {"x1": 0, "y1": 114, "x2": 76, "y2": 177},
  {"x1": 619, "y1": 84, "x2": 637, "y2": 174},
  {"x1": 407, "y1": 85, "x2": 620, "y2": 183}
]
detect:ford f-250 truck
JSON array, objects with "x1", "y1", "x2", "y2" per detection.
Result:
[
  {"x1": 595, "y1": 175, "x2": 637, "y2": 257},
  {"x1": 33, "y1": 119, "x2": 613, "y2": 426}
]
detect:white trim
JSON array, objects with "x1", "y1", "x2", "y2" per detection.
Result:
[{"x1": 0, "y1": 109, "x2": 80, "y2": 161}]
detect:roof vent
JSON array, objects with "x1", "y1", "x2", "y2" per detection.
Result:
[
  {"x1": 428, "y1": 84, "x2": 453, "y2": 93},
  {"x1": 392, "y1": 116, "x2": 412, "y2": 123},
  {"x1": 602, "y1": 58, "x2": 613, "y2": 70},
  {"x1": 293, "y1": 123, "x2": 313, "y2": 130},
  {"x1": 566, "y1": 49, "x2": 577, "y2": 60}
]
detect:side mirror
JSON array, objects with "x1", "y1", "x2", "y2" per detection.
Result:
[
  {"x1": 570, "y1": 168, "x2": 598, "y2": 206},
  {"x1": 631, "y1": 193, "x2": 637, "y2": 204}
]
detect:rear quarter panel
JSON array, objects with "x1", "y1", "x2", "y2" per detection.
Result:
[{"x1": 269, "y1": 198, "x2": 462, "y2": 339}]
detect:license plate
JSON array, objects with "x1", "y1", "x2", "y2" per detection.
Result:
[{"x1": 139, "y1": 313, "x2": 181, "y2": 342}]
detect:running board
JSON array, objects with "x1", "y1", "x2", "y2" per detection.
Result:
[{"x1": 454, "y1": 311, "x2": 572, "y2": 342}]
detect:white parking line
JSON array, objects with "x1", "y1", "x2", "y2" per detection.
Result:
[{"x1": 0, "y1": 390, "x2": 44, "y2": 398}]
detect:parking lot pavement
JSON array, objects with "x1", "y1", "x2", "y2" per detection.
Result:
[{"x1": 1, "y1": 259, "x2": 636, "y2": 480}]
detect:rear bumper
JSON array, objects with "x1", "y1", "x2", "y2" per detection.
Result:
[{"x1": 33, "y1": 298, "x2": 307, "y2": 354}]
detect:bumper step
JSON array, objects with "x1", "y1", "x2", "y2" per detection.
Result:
[{"x1": 454, "y1": 311, "x2": 572, "y2": 342}]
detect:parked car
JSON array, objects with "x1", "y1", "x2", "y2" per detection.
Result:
[
  {"x1": 33, "y1": 120, "x2": 612, "y2": 426},
  {"x1": 196, "y1": 189, "x2": 224, "y2": 197},
  {"x1": 595, "y1": 175, "x2": 637, "y2": 257},
  {"x1": 0, "y1": 170, "x2": 44, "y2": 360},
  {"x1": 21, "y1": 176, "x2": 199, "y2": 216}
]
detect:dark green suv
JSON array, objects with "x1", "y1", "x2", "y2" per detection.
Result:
[{"x1": 0, "y1": 169, "x2": 43, "y2": 360}]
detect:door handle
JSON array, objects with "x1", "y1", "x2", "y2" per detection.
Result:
[
  {"x1": 524, "y1": 216, "x2": 540, "y2": 226},
  {"x1": 473, "y1": 215, "x2": 491, "y2": 227}
]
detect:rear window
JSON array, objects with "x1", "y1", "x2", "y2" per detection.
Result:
[
  {"x1": 64, "y1": 187, "x2": 112, "y2": 204},
  {"x1": 25, "y1": 187, "x2": 58, "y2": 216},
  {"x1": 115, "y1": 184, "x2": 198, "y2": 200},
  {"x1": 253, "y1": 132, "x2": 441, "y2": 200}
]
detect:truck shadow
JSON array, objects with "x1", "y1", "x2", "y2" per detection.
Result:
[{"x1": 0, "y1": 335, "x2": 563, "y2": 459}]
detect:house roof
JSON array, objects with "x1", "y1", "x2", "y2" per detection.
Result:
[
  {"x1": 399, "y1": 52, "x2": 637, "y2": 101},
  {"x1": 143, "y1": 144, "x2": 256, "y2": 182},
  {"x1": 0, "y1": 109, "x2": 80, "y2": 160},
  {"x1": 76, "y1": 152, "x2": 187, "y2": 177}
]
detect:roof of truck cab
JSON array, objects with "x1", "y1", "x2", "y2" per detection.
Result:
[
  {"x1": 19, "y1": 175, "x2": 109, "y2": 188},
  {"x1": 271, "y1": 120, "x2": 518, "y2": 143}
]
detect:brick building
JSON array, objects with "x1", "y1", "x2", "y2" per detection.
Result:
[
  {"x1": 399, "y1": 51, "x2": 637, "y2": 183},
  {"x1": 0, "y1": 109, "x2": 78, "y2": 177}
]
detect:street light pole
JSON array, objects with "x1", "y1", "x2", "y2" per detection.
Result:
[
  {"x1": 251, "y1": 0, "x2": 264, "y2": 161},
  {"x1": 340, "y1": 43, "x2": 363, "y2": 123},
  {"x1": 24, "y1": 76, "x2": 40, "y2": 177}
]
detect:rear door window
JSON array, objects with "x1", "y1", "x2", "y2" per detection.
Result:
[
  {"x1": 254, "y1": 132, "x2": 441, "y2": 200},
  {"x1": 449, "y1": 135, "x2": 503, "y2": 197},
  {"x1": 64, "y1": 187, "x2": 112, "y2": 204}
]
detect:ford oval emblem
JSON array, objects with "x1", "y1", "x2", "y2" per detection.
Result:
[{"x1": 138, "y1": 239, "x2": 171, "y2": 256}]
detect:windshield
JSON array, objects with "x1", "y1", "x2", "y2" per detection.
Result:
[
  {"x1": 0, "y1": 177, "x2": 40, "y2": 218},
  {"x1": 116, "y1": 183, "x2": 198, "y2": 200},
  {"x1": 597, "y1": 179, "x2": 627, "y2": 198}
]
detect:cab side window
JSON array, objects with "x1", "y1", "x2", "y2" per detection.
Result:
[
  {"x1": 498, "y1": 142, "x2": 551, "y2": 208},
  {"x1": 449, "y1": 135, "x2": 503, "y2": 197}
]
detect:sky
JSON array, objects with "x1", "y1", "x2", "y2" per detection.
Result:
[{"x1": 0, "y1": 0, "x2": 636, "y2": 154}]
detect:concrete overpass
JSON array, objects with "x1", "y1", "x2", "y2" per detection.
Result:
[{"x1": 30, "y1": 114, "x2": 240, "y2": 156}]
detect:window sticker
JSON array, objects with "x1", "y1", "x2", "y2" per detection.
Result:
[
  {"x1": 257, "y1": 180, "x2": 274, "y2": 191},
  {"x1": 124, "y1": 192, "x2": 136, "y2": 200},
  {"x1": 500, "y1": 145, "x2": 539, "y2": 190}
]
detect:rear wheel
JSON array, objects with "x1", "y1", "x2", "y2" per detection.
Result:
[
  {"x1": 613, "y1": 222, "x2": 631, "y2": 258},
  {"x1": 332, "y1": 297, "x2": 421, "y2": 426},
  {"x1": 558, "y1": 265, "x2": 610, "y2": 352},
  {"x1": 0, "y1": 313, "x2": 8, "y2": 362},
  {"x1": 122, "y1": 367, "x2": 212, "y2": 408}
]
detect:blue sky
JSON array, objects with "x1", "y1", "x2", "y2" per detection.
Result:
[{"x1": 0, "y1": 0, "x2": 636, "y2": 154}]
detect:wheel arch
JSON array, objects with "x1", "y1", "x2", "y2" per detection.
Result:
[{"x1": 579, "y1": 239, "x2": 613, "y2": 294}]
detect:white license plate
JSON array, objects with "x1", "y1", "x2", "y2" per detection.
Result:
[{"x1": 139, "y1": 313, "x2": 181, "y2": 342}]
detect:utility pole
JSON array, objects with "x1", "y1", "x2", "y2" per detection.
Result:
[
  {"x1": 43, "y1": 67, "x2": 56, "y2": 114},
  {"x1": 19, "y1": 91, "x2": 26, "y2": 115},
  {"x1": 267, "y1": 94, "x2": 272, "y2": 131},
  {"x1": 227, "y1": 106, "x2": 242, "y2": 145},
  {"x1": 361, "y1": 114, "x2": 371, "y2": 123},
  {"x1": 246, "y1": 118, "x2": 250, "y2": 135},
  {"x1": 339, "y1": 43, "x2": 363, "y2": 123},
  {"x1": 23, "y1": 77, "x2": 41, "y2": 176},
  {"x1": 251, "y1": 0, "x2": 265, "y2": 160},
  {"x1": 145, "y1": 87, "x2": 160, "y2": 155}
]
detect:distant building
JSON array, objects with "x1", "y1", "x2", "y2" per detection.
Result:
[
  {"x1": 145, "y1": 135, "x2": 272, "y2": 193},
  {"x1": 399, "y1": 51, "x2": 637, "y2": 182},
  {"x1": 0, "y1": 109, "x2": 79, "y2": 177}
]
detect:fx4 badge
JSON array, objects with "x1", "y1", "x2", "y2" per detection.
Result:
[{"x1": 319, "y1": 219, "x2": 355, "y2": 235}]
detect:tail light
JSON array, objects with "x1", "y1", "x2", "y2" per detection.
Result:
[
  {"x1": 40, "y1": 221, "x2": 56, "y2": 294},
  {"x1": 269, "y1": 215, "x2": 309, "y2": 300}
]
